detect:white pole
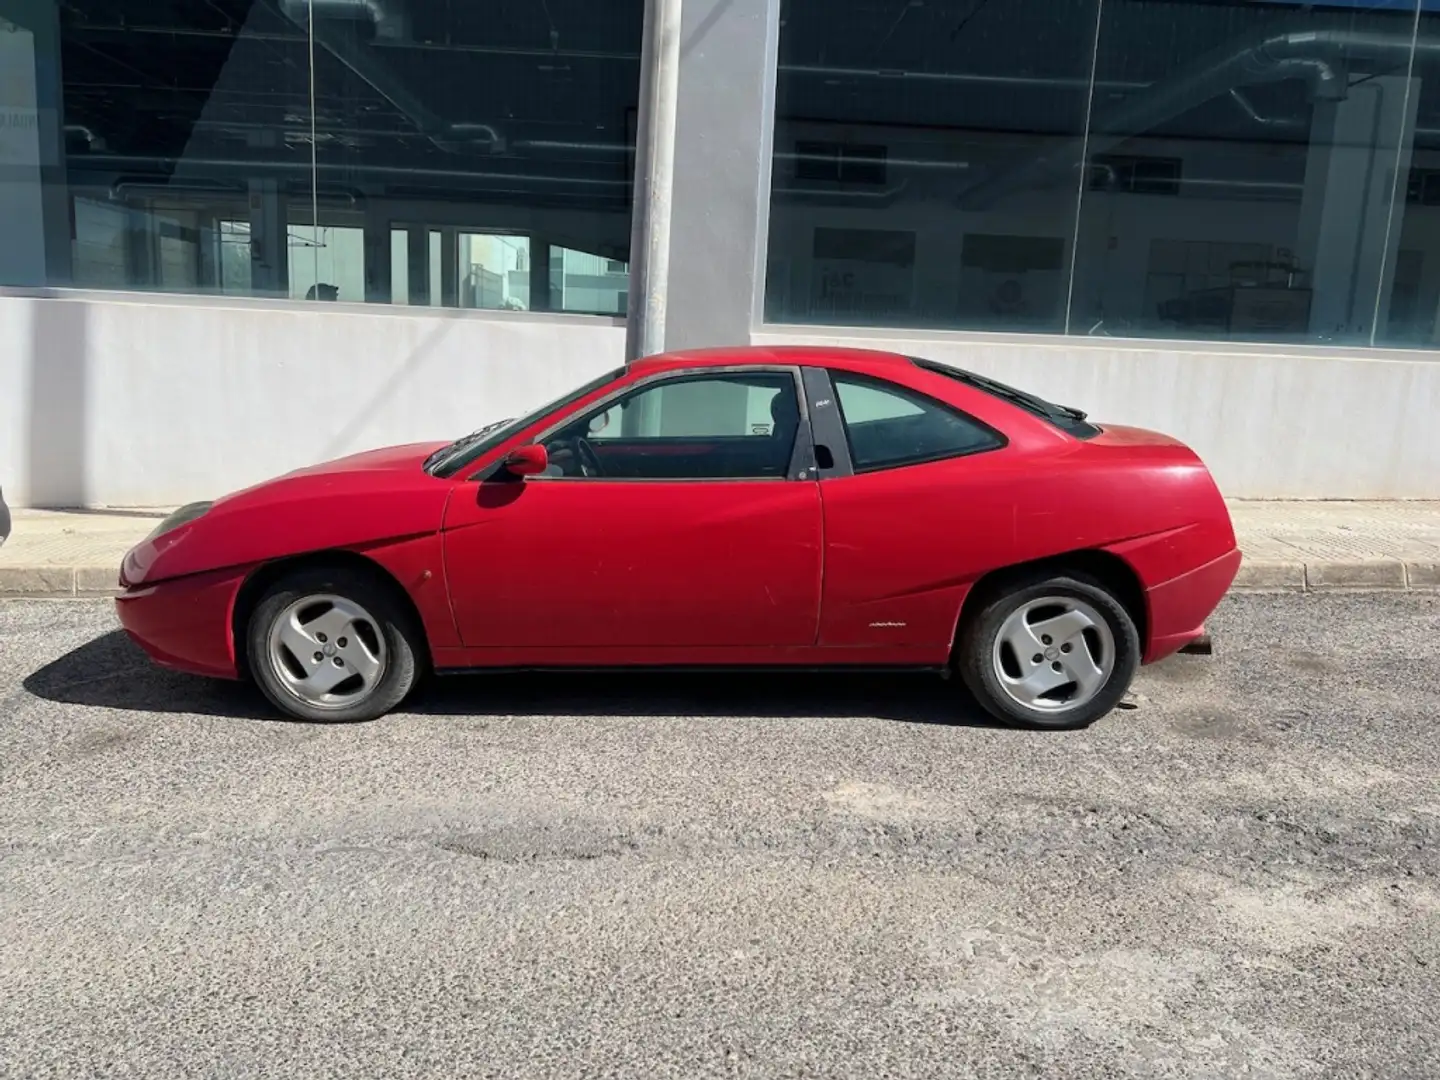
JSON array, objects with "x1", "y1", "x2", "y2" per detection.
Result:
[{"x1": 625, "y1": 0, "x2": 684, "y2": 362}]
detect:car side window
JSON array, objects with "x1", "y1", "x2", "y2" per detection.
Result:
[
  {"x1": 543, "y1": 371, "x2": 802, "y2": 480},
  {"x1": 831, "y1": 373, "x2": 1003, "y2": 473}
]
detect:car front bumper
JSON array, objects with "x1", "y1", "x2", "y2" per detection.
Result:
[{"x1": 115, "y1": 566, "x2": 247, "y2": 680}]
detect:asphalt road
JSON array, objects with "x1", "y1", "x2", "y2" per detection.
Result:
[{"x1": 1, "y1": 594, "x2": 1437, "y2": 1080}]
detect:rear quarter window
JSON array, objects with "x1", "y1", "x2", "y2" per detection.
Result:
[{"x1": 831, "y1": 372, "x2": 1005, "y2": 472}]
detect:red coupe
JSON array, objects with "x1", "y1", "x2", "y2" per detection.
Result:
[{"x1": 116, "y1": 346, "x2": 1239, "y2": 729}]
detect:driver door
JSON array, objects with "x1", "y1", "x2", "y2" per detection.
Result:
[{"x1": 441, "y1": 367, "x2": 823, "y2": 653}]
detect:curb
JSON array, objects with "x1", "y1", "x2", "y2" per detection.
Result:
[
  {"x1": 1232, "y1": 557, "x2": 1437, "y2": 592},
  {"x1": 0, "y1": 567, "x2": 122, "y2": 599},
  {"x1": 2, "y1": 559, "x2": 1439, "y2": 599}
]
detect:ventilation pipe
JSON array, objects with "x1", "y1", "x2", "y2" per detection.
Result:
[
  {"x1": 278, "y1": 0, "x2": 504, "y2": 152},
  {"x1": 83, "y1": 155, "x2": 626, "y2": 189},
  {"x1": 278, "y1": 0, "x2": 409, "y2": 42},
  {"x1": 960, "y1": 26, "x2": 1439, "y2": 209}
]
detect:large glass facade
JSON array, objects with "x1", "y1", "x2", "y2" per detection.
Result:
[
  {"x1": 766, "y1": 0, "x2": 1440, "y2": 350},
  {"x1": 0, "y1": 0, "x2": 641, "y2": 312}
]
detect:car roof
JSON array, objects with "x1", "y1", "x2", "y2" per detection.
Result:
[{"x1": 628, "y1": 345, "x2": 913, "y2": 374}]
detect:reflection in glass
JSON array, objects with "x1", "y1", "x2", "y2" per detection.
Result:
[
  {"x1": 19, "y1": 1, "x2": 315, "y2": 297},
  {"x1": 550, "y1": 246, "x2": 629, "y2": 316},
  {"x1": 1380, "y1": 5, "x2": 1440, "y2": 347},
  {"x1": 764, "y1": 0, "x2": 1104, "y2": 333},
  {"x1": 307, "y1": 0, "x2": 641, "y2": 311},
  {"x1": 1072, "y1": 0, "x2": 1423, "y2": 346},
  {"x1": 459, "y1": 234, "x2": 530, "y2": 311},
  {"x1": 763, "y1": 0, "x2": 1440, "y2": 350},
  {"x1": 0, "y1": 1, "x2": 641, "y2": 310}
]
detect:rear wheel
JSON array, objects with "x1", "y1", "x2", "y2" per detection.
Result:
[
  {"x1": 247, "y1": 566, "x2": 419, "y2": 723},
  {"x1": 957, "y1": 572, "x2": 1140, "y2": 731}
]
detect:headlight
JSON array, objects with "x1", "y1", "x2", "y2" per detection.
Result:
[{"x1": 145, "y1": 501, "x2": 214, "y2": 543}]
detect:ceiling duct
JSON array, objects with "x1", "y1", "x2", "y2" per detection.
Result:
[
  {"x1": 80, "y1": 154, "x2": 625, "y2": 192},
  {"x1": 960, "y1": 25, "x2": 1438, "y2": 209},
  {"x1": 277, "y1": 0, "x2": 504, "y2": 152},
  {"x1": 278, "y1": 0, "x2": 409, "y2": 42}
]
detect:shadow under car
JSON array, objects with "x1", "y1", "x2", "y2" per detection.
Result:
[{"x1": 22, "y1": 629, "x2": 1008, "y2": 729}]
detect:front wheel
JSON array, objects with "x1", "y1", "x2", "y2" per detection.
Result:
[
  {"x1": 247, "y1": 567, "x2": 420, "y2": 723},
  {"x1": 956, "y1": 573, "x2": 1140, "y2": 731}
]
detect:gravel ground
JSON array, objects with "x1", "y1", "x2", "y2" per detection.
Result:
[{"x1": 1, "y1": 593, "x2": 1437, "y2": 1079}]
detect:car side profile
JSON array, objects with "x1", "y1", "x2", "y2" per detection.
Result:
[{"x1": 115, "y1": 345, "x2": 1240, "y2": 729}]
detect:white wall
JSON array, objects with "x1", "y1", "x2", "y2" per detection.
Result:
[
  {"x1": 753, "y1": 326, "x2": 1440, "y2": 500},
  {"x1": 3, "y1": 290, "x2": 1439, "y2": 505},
  {"x1": 0, "y1": 291, "x2": 624, "y2": 508}
]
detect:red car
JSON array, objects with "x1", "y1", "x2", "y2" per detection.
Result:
[{"x1": 116, "y1": 346, "x2": 1239, "y2": 730}]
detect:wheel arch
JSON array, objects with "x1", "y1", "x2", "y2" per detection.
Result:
[
  {"x1": 952, "y1": 548, "x2": 1149, "y2": 655},
  {"x1": 232, "y1": 549, "x2": 433, "y2": 680}
]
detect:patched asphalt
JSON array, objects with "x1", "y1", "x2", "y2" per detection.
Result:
[{"x1": 1, "y1": 593, "x2": 1437, "y2": 1079}]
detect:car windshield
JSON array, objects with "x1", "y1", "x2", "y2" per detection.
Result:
[
  {"x1": 910, "y1": 357, "x2": 1101, "y2": 439},
  {"x1": 426, "y1": 367, "x2": 626, "y2": 478}
]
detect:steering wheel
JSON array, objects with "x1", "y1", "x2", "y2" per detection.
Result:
[{"x1": 570, "y1": 436, "x2": 603, "y2": 478}]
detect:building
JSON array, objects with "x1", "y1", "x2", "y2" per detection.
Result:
[{"x1": 2, "y1": 0, "x2": 1439, "y2": 506}]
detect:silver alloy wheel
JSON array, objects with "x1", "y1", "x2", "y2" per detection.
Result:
[
  {"x1": 265, "y1": 594, "x2": 388, "y2": 710},
  {"x1": 991, "y1": 595, "x2": 1116, "y2": 714}
]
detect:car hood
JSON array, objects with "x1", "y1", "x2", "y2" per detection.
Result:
[
  {"x1": 204, "y1": 440, "x2": 450, "y2": 513},
  {"x1": 121, "y1": 441, "x2": 454, "y2": 588},
  {"x1": 277, "y1": 441, "x2": 449, "y2": 481}
]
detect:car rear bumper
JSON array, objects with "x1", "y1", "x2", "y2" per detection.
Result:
[
  {"x1": 115, "y1": 568, "x2": 246, "y2": 680},
  {"x1": 1143, "y1": 546, "x2": 1243, "y2": 664}
]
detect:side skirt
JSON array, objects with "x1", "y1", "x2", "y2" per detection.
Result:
[{"x1": 434, "y1": 663, "x2": 951, "y2": 677}]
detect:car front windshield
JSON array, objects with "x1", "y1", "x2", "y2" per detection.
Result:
[{"x1": 426, "y1": 367, "x2": 626, "y2": 478}]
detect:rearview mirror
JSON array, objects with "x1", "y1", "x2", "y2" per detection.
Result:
[{"x1": 500, "y1": 443, "x2": 548, "y2": 476}]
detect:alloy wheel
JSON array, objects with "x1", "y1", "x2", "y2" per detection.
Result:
[
  {"x1": 990, "y1": 595, "x2": 1116, "y2": 715},
  {"x1": 265, "y1": 593, "x2": 388, "y2": 710}
]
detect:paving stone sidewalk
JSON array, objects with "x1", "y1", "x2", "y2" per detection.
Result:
[{"x1": 1, "y1": 502, "x2": 1438, "y2": 597}]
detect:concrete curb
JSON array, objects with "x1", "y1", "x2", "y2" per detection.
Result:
[
  {"x1": 2, "y1": 558, "x2": 1438, "y2": 598},
  {"x1": 1232, "y1": 557, "x2": 1437, "y2": 592},
  {"x1": 0, "y1": 567, "x2": 122, "y2": 599}
]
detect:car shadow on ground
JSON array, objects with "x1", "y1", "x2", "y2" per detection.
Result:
[{"x1": 22, "y1": 630, "x2": 1005, "y2": 729}]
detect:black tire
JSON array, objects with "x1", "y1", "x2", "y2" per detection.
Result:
[
  {"x1": 246, "y1": 566, "x2": 421, "y2": 723},
  {"x1": 956, "y1": 571, "x2": 1140, "y2": 731}
]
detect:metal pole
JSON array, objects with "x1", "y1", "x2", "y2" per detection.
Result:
[{"x1": 625, "y1": 0, "x2": 684, "y2": 362}]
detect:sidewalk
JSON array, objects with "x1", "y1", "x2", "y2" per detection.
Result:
[{"x1": 1, "y1": 502, "x2": 1438, "y2": 598}]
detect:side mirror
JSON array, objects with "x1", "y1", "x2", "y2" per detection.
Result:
[{"x1": 500, "y1": 443, "x2": 548, "y2": 477}]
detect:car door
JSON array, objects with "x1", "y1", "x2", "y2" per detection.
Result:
[
  {"x1": 441, "y1": 366, "x2": 823, "y2": 652},
  {"x1": 803, "y1": 365, "x2": 1030, "y2": 652}
]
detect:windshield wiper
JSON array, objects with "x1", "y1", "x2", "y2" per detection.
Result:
[{"x1": 424, "y1": 417, "x2": 515, "y2": 472}]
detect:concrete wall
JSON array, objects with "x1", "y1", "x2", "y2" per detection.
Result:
[
  {"x1": 0, "y1": 291, "x2": 624, "y2": 508},
  {"x1": 3, "y1": 290, "x2": 1438, "y2": 504},
  {"x1": 754, "y1": 326, "x2": 1440, "y2": 500}
]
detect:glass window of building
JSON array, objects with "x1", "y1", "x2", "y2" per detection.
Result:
[
  {"x1": 1, "y1": 1, "x2": 641, "y2": 311},
  {"x1": 5, "y1": 1, "x2": 314, "y2": 297},
  {"x1": 1072, "y1": 0, "x2": 1423, "y2": 347},
  {"x1": 765, "y1": 0, "x2": 1104, "y2": 334},
  {"x1": 307, "y1": 1, "x2": 640, "y2": 312},
  {"x1": 766, "y1": 0, "x2": 1437, "y2": 350},
  {"x1": 1378, "y1": 2, "x2": 1440, "y2": 348}
]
